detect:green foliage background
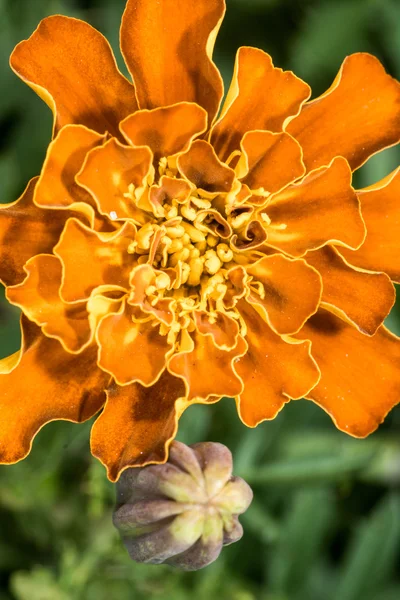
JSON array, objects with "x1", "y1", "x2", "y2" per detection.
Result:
[{"x1": 1, "y1": 0, "x2": 400, "y2": 598}]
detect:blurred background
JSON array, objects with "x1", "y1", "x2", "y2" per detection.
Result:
[{"x1": 1, "y1": 0, "x2": 400, "y2": 598}]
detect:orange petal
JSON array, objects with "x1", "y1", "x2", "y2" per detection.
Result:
[
  {"x1": 246, "y1": 254, "x2": 322, "y2": 335},
  {"x1": 10, "y1": 16, "x2": 138, "y2": 137},
  {"x1": 77, "y1": 137, "x2": 153, "y2": 223},
  {"x1": 90, "y1": 370, "x2": 187, "y2": 481},
  {"x1": 178, "y1": 140, "x2": 235, "y2": 193},
  {"x1": 97, "y1": 301, "x2": 174, "y2": 386},
  {"x1": 235, "y1": 300, "x2": 320, "y2": 427},
  {"x1": 193, "y1": 311, "x2": 240, "y2": 350},
  {"x1": 0, "y1": 178, "x2": 89, "y2": 287},
  {"x1": 150, "y1": 177, "x2": 192, "y2": 218},
  {"x1": 120, "y1": 0, "x2": 225, "y2": 124},
  {"x1": 34, "y1": 124, "x2": 104, "y2": 212},
  {"x1": 305, "y1": 246, "x2": 395, "y2": 336},
  {"x1": 296, "y1": 309, "x2": 400, "y2": 436},
  {"x1": 210, "y1": 47, "x2": 310, "y2": 161},
  {"x1": 287, "y1": 53, "x2": 400, "y2": 171},
  {"x1": 339, "y1": 168, "x2": 400, "y2": 283},
  {"x1": 168, "y1": 331, "x2": 247, "y2": 401},
  {"x1": 6, "y1": 254, "x2": 91, "y2": 353},
  {"x1": 55, "y1": 218, "x2": 136, "y2": 302},
  {"x1": 264, "y1": 157, "x2": 365, "y2": 257},
  {"x1": 0, "y1": 316, "x2": 108, "y2": 464},
  {"x1": 236, "y1": 131, "x2": 305, "y2": 193},
  {"x1": 120, "y1": 103, "x2": 207, "y2": 162}
]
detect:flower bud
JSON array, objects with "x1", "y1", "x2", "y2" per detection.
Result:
[{"x1": 113, "y1": 441, "x2": 253, "y2": 571}]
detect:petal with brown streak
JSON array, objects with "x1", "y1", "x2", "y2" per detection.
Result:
[
  {"x1": 10, "y1": 16, "x2": 138, "y2": 136},
  {"x1": 97, "y1": 301, "x2": 174, "y2": 386},
  {"x1": 193, "y1": 311, "x2": 240, "y2": 350},
  {"x1": 77, "y1": 138, "x2": 153, "y2": 223},
  {"x1": 264, "y1": 157, "x2": 365, "y2": 257},
  {"x1": 339, "y1": 168, "x2": 400, "y2": 283},
  {"x1": 6, "y1": 254, "x2": 91, "y2": 353},
  {"x1": 246, "y1": 254, "x2": 322, "y2": 335},
  {"x1": 287, "y1": 53, "x2": 400, "y2": 171},
  {"x1": 0, "y1": 317, "x2": 108, "y2": 464},
  {"x1": 305, "y1": 246, "x2": 395, "y2": 336},
  {"x1": 235, "y1": 300, "x2": 320, "y2": 427},
  {"x1": 120, "y1": 103, "x2": 207, "y2": 163},
  {"x1": 178, "y1": 140, "x2": 235, "y2": 194},
  {"x1": 210, "y1": 47, "x2": 310, "y2": 161},
  {"x1": 54, "y1": 218, "x2": 136, "y2": 302},
  {"x1": 34, "y1": 124, "x2": 104, "y2": 210},
  {"x1": 168, "y1": 331, "x2": 247, "y2": 401},
  {"x1": 90, "y1": 371, "x2": 187, "y2": 481},
  {"x1": 120, "y1": 0, "x2": 225, "y2": 124},
  {"x1": 0, "y1": 178, "x2": 89, "y2": 287},
  {"x1": 237, "y1": 131, "x2": 305, "y2": 193},
  {"x1": 296, "y1": 308, "x2": 400, "y2": 437}
]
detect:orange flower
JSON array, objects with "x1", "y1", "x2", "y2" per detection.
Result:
[{"x1": 1, "y1": 0, "x2": 400, "y2": 482}]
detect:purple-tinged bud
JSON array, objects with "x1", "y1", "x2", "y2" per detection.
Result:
[{"x1": 113, "y1": 441, "x2": 253, "y2": 571}]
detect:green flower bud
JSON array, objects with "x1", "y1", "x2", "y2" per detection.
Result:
[{"x1": 113, "y1": 441, "x2": 253, "y2": 571}]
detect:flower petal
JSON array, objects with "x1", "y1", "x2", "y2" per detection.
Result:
[
  {"x1": 120, "y1": 0, "x2": 225, "y2": 124},
  {"x1": 210, "y1": 47, "x2": 310, "y2": 161},
  {"x1": 54, "y1": 218, "x2": 136, "y2": 302},
  {"x1": 0, "y1": 178, "x2": 89, "y2": 287},
  {"x1": 77, "y1": 137, "x2": 153, "y2": 222},
  {"x1": 296, "y1": 309, "x2": 400, "y2": 436},
  {"x1": 235, "y1": 300, "x2": 320, "y2": 427},
  {"x1": 0, "y1": 316, "x2": 108, "y2": 464},
  {"x1": 178, "y1": 140, "x2": 235, "y2": 193},
  {"x1": 90, "y1": 371, "x2": 187, "y2": 481},
  {"x1": 246, "y1": 254, "x2": 322, "y2": 335},
  {"x1": 168, "y1": 331, "x2": 247, "y2": 401},
  {"x1": 6, "y1": 254, "x2": 91, "y2": 353},
  {"x1": 236, "y1": 131, "x2": 305, "y2": 193},
  {"x1": 120, "y1": 103, "x2": 207, "y2": 162},
  {"x1": 287, "y1": 53, "x2": 400, "y2": 171},
  {"x1": 97, "y1": 301, "x2": 174, "y2": 386},
  {"x1": 10, "y1": 16, "x2": 138, "y2": 136},
  {"x1": 305, "y1": 246, "x2": 395, "y2": 336},
  {"x1": 264, "y1": 157, "x2": 365, "y2": 257},
  {"x1": 339, "y1": 167, "x2": 400, "y2": 283},
  {"x1": 34, "y1": 124, "x2": 105, "y2": 211},
  {"x1": 193, "y1": 311, "x2": 240, "y2": 350}
]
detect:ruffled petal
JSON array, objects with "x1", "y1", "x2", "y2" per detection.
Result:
[
  {"x1": 246, "y1": 254, "x2": 322, "y2": 335},
  {"x1": 236, "y1": 131, "x2": 305, "y2": 193},
  {"x1": 339, "y1": 168, "x2": 400, "y2": 282},
  {"x1": 10, "y1": 16, "x2": 138, "y2": 136},
  {"x1": 305, "y1": 246, "x2": 395, "y2": 336},
  {"x1": 97, "y1": 301, "x2": 174, "y2": 386},
  {"x1": 77, "y1": 137, "x2": 153, "y2": 222},
  {"x1": 178, "y1": 140, "x2": 235, "y2": 193},
  {"x1": 0, "y1": 178, "x2": 89, "y2": 287},
  {"x1": 235, "y1": 300, "x2": 320, "y2": 427},
  {"x1": 296, "y1": 309, "x2": 400, "y2": 436},
  {"x1": 6, "y1": 254, "x2": 91, "y2": 353},
  {"x1": 120, "y1": 0, "x2": 225, "y2": 124},
  {"x1": 90, "y1": 371, "x2": 187, "y2": 481},
  {"x1": 54, "y1": 218, "x2": 136, "y2": 302},
  {"x1": 193, "y1": 311, "x2": 240, "y2": 350},
  {"x1": 0, "y1": 317, "x2": 108, "y2": 464},
  {"x1": 34, "y1": 124, "x2": 104, "y2": 211},
  {"x1": 287, "y1": 53, "x2": 400, "y2": 171},
  {"x1": 264, "y1": 157, "x2": 365, "y2": 257},
  {"x1": 120, "y1": 103, "x2": 207, "y2": 162},
  {"x1": 168, "y1": 331, "x2": 247, "y2": 401},
  {"x1": 210, "y1": 47, "x2": 310, "y2": 161}
]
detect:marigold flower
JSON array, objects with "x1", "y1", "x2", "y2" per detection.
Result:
[{"x1": 1, "y1": 0, "x2": 400, "y2": 482}]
